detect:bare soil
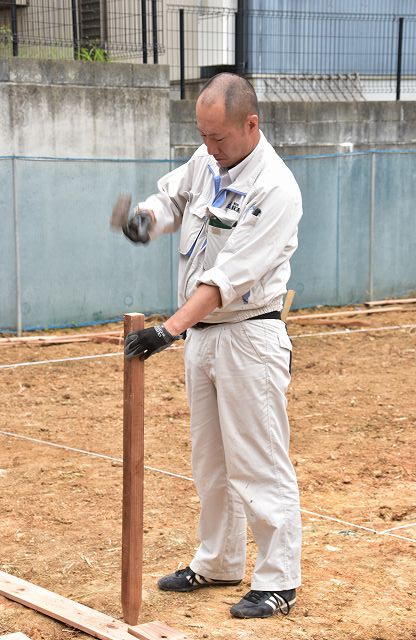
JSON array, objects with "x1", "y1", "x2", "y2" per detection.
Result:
[{"x1": 0, "y1": 305, "x2": 415, "y2": 640}]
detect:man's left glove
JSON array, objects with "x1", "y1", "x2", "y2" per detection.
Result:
[{"x1": 124, "y1": 324, "x2": 179, "y2": 361}]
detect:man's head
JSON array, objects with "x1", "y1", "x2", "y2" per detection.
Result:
[{"x1": 196, "y1": 73, "x2": 260, "y2": 169}]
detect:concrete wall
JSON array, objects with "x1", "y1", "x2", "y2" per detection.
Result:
[
  {"x1": 2, "y1": 59, "x2": 416, "y2": 160},
  {"x1": 0, "y1": 60, "x2": 177, "y2": 332},
  {"x1": 1, "y1": 59, "x2": 415, "y2": 330},
  {"x1": 0, "y1": 59, "x2": 170, "y2": 158},
  {"x1": 170, "y1": 99, "x2": 416, "y2": 159}
]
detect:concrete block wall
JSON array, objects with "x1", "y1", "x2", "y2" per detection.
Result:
[
  {"x1": 2, "y1": 60, "x2": 416, "y2": 161},
  {"x1": 170, "y1": 99, "x2": 416, "y2": 159},
  {"x1": 0, "y1": 59, "x2": 170, "y2": 159}
]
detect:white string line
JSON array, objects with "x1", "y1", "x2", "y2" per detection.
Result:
[
  {"x1": 0, "y1": 345, "x2": 184, "y2": 370},
  {"x1": 379, "y1": 522, "x2": 416, "y2": 534},
  {"x1": 379, "y1": 532, "x2": 416, "y2": 543},
  {"x1": 0, "y1": 429, "x2": 414, "y2": 543},
  {"x1": 303, "y1": 513, "x2": 414, "y2": 543},
  {"x1": 1, "y1": 323, "x2": 415, "y2": 371},
  {"x1": 1, "y1": 324, "x2": 414, "y2": 535},
  {"x1": 0, "y1": 352, "x2": 122, "y2": 370},
  {"x1": 300, "y1": 508, "x2": 377, "y2": 533},
  {"x1": 0, "y1": 430, "x2": 193, "y2": 482}
]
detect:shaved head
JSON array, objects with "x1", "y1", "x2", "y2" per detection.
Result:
[
  {"x1": 195, "y1": 73, "x2": 260, "y2": 168},
  {"x1": 198, "y1": 73, "x2": 258, "y2": 126}
]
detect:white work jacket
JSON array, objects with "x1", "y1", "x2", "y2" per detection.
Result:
[{"x1": 140, "y1": 132, "x2": 302, "y2": 323}]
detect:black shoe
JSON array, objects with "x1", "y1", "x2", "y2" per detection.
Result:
[
  {"x1": 230, "y1": 589, "x2": 296, "y2": 618},
  {"x1": 158, "y1": 566, "x2": 242, "y2": 592}
]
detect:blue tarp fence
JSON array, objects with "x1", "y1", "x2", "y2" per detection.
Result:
[{"x1": 1, "y1": 149, "x2": 415, "y2": 332}]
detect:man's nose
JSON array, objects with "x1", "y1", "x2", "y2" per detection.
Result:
[{"x1": 206, "y1": 140, "x2": 219, "y2": 156}]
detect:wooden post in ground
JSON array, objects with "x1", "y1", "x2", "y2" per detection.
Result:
[
  {"x1": 122, "y1": 313, "x2": 145, "y2": 625},
  {"x1": 281, "y1": 289, "x2": 296, "y2": 323}
]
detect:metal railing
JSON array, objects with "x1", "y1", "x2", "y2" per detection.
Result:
[
  {"x1": 166, "y1": 7, "x2": 416, "y2": 101},
  {"x1": 1, "y1": 3, "x2": 416, "y2": 99},
  {"x1": 0, "y1": 0, "x2": 164, "y2": 62}
]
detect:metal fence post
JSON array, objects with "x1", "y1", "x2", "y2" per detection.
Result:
[
  {"x1": 235, "y1": 0, "x2": 247, "y2": 75},
  {"x1": 141, "y1": 0, "x2": 148, "y2": 64},
  {"x1": 368, "y1": 152, "x2": 376, "y2": 301},
  {"x1": 12, "y1": 158, "x2": 22, "y2": 336},
  {"x1": 152, "y1": 0, "x2": 158, "y2": 63},
  {"x1": 71, "y1": 0, "x2": 79, "y2": 60},
  {"x1": 10, "y1": 0, "x2": 18, "y2": 57},
  {"x1": 179, "y1": 9, "x2": 185, "y2": 99},
  {"x1": 396, "y1": 17, "x2": 404, "y2": 101},
  {"x1": 100, "y1": 0, "x2": 108, "y2": 53}
]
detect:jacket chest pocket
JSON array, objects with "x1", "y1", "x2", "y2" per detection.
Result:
[
  {"x1": 179, "y1": 198, "x2": 207, "y2": 257},
  {"x1": 203, "y1": 225, "x2": 233, "y2": 270},
  {"x1": 202, "y1": 204, "x2": 239, "y2": 270}
]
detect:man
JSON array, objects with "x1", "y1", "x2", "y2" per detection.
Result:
[{"x1": 122, "y1": 73, "x2": 302, "y2": 620}]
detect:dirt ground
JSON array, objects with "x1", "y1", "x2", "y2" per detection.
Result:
[{"x1": 0, "y1": 303, "x2": 415, "y2": 640}]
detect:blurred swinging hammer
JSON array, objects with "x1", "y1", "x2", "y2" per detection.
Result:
[{"x1": 110, "y1": 193, "x2": 152, "y2": 244}]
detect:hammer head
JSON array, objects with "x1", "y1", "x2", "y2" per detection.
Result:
[{"x1": 110, "y1": 193, "x2": 132, "y2": 229}]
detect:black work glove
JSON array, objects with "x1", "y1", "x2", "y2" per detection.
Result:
[
  {"x1": 124, "y1": 325, "x2": 179, "y2": 361},
  {"x1": 122, "y1": 211, "x2": 152, "y2": 244}
]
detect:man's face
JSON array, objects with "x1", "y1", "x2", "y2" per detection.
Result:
[{"x1": 196, "y1": 99, "x2": 259, "y2": 169}]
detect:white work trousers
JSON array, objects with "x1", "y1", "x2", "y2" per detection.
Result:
[{"x1": 185, "y1": 319, "x2": 302, "y2": 591}]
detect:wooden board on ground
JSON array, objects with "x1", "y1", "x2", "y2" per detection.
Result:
[
  {"x1": 0, "y1": 571, "x2": 183, "y2": 640},
  {"x1": 364, "y1": 297, "x2": 416, "y2": 307},
  {"x1": 1, "y1": 634, "x2": 32, "y2": 640},
  {"x1": 288, "y1": 305, "x2": 409, "y2": 321},
  {"x1": 0, "y1": 332, "x2": 122, "y2": 347},
  {"x1": 128, "y1": 621, "x2": 186, "y2": 640}
]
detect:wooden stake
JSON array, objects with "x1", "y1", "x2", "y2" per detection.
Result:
[
  {"x1": 122, "y1": 313, "x2": 145, "y2": 625},
  {"x1": 281, "y1": 290, "x2": 296, "y2": 323}
]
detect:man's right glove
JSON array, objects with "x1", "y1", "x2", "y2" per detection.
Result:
[
  {"x1": 124, "y1": 324, "x2": 179, "y2": 361},
  {"x1": 122, "y1": 211, "x2": 152, "y2": 244}
]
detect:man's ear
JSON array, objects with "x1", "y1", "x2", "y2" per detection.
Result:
[{"x1": 247, "y1": 114, "x2": 258, "y2": 130}]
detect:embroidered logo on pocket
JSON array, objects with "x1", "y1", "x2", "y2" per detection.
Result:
[{"x1": 226, "y1": 201, "x2": 240, "y2": 213}]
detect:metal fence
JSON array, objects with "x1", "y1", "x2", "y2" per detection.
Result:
[
  {"x1": 1, "y1": 150, "x2": 415, "y2": 333},
  {"x1": 167, "y1": 7, "x2": 416, "y2": 100},
  {"x1": 1, "y1": 2, "x2": 416, "y2": 99},
  {"x1": 244, "y1": 11, "x2": 409, "y2": 98},
  {"x1": 0, "y1": 0, "x2": 164, "y2": 62}
]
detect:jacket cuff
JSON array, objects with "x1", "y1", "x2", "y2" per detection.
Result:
[
  {"x1": 197, "y1": 268, "x2": 236, "y2": 307},
  {"x1": 137, "y1": 199, "x2": 164, "y2": 240}
]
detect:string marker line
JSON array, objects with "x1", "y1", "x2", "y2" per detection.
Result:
[
  {"x1": 0, "y1": 429, "x2": 414, "y2": 543},
  {"x1": 0, "y1": 324, "x2": 415, "y2": 371}
]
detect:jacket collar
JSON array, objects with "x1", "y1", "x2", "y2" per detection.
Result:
[{"x1": 207, "y1": 131, "x2": 267, "y2": 193}]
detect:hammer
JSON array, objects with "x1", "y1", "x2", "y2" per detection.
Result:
[{"x1": 110, "y1": 193, "x2": 152, "y2": 243}]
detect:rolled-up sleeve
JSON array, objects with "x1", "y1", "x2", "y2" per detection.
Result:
[{"x1": 198, "y1": 179, "x2": 302, "y2": 307}]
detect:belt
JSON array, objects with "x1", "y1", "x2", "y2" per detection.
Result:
[{"x1": 193, "y1": 310, "x2": 281, "y2": 329}]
